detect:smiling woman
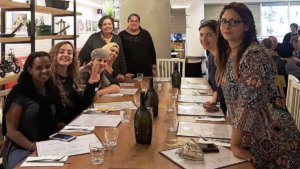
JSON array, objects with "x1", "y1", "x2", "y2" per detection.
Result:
[
  {"x1": 49, "y1": 41, "x2": 99, "y2": 130},
  {"x1": 2, "y1": 52, "x2": 59, "y2": 169}
]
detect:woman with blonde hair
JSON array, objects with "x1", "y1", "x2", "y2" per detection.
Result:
[{"x1": 50, "y1": 41, "x2": 100, "y2": 129}]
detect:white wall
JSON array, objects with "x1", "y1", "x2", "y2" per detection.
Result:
[{"x1": 0, "y1": 0, "x2": 100, "y2": 57}]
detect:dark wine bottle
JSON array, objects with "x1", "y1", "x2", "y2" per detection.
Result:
[
  {"x1": 146, "y1": 78, "x2": 159, "y2": 117},
  {"x1": 171, "y1": 62, "x2": 181, "y2": 89},
  {"x1": 134, "y1": 91, "x2": 152, "y2": 144}
]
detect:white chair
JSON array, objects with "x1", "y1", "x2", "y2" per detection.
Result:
[
  {"x1": 286, "y1": 75, "x2": 299, "y2": 112},
  {"x1": 157, "y1": 58, "x2": 186, "y2": 77},
  {"x1": 289, "y1": 81, "x2": 300, "y2": 130}
]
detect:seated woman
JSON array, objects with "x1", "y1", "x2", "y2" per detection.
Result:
[
  {"x1": 49, "y1": 41, "x2": 100, "y2": 129},
  {"x1": 2, "y1": 52, "x2": 59, "y2": 169},
  {"x1": 276, "y1": 42, "x2": 300, "y2": 93},
  {"x1": 103, "y1": 43, "x2": 120, "y2": 75},
  {"x1": 80, "y1": 48, "x2": 120, "y2": 98}
]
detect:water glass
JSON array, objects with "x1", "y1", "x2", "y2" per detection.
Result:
[
  {"x1": 89, "y1": 143, "x2": 104, "y2": 165},
  {"x1": 104, "y1": 128, "x2": 118, "y2": 151},
  {"x1": 167, "y1": 107, "x2": 178, "y2": 132},
  {"x1": 121, "y1": 109, "x2": 131, "y2": 123},
  {"x1": 137, "y1": 73, "x2": 144, "y2": 82}
]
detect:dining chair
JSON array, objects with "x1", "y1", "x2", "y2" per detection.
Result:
[
  {"x1": 286, "y1": 75, "x2": 299, "y2": 112},
  {"x1": 274, "y1": 75, "x2": 286, "y2": 99},
  {"x1": 289, "y1": 81, "x2": 300, "y2": 130},
  {"x1": 157, "y1": 58, "x2": 186, "y2": 77},
  {"x1": 0, "y1": 89, "x2": 11, "y2": 123}
]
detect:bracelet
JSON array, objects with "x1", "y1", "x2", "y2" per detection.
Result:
[{"x1": 27, "y1": 142, "x2": 35, "y2": 152}]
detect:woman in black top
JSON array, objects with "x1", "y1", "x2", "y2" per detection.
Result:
[
  {"x1": 2, "y1": 52, "x2": 59, "y2": 169},
  {"x1": 78, "y1": 15, "x2": 128, "y2": 80},
  {"x1": 199, "y1": 19, "x2": 227, "y2": 115},
  {"x1": 50, "y1": 41, "x2": 100, "y2": 129},
  {"x1": 119, "y1": 13, "x2": 156, "y2": 77}
]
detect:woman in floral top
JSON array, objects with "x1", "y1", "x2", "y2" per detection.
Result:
[{"x1": 215, "y1": 2, "x2": 300, "y2": 168}]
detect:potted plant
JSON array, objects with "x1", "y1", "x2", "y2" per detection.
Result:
[{"x1": 25, "y1": 20, "x2": 31, "y2": 36}]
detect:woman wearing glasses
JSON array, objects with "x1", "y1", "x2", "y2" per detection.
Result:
[
  {"x1": 216, "y1": 2, "x2": 300, "y2": 168},
  {"x1": 199, "y1": 19, "x2": 227, "y2": 115}
]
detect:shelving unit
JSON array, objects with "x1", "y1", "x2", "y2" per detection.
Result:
[{"x1": 0, "y1": 0, "x2": 81, "y2": 53}]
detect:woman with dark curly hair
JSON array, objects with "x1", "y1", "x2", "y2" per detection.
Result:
[
  {"x1": 2, "y1": 52, "x2": 59, "y2": 169},
  {"x1": 216, "y1": 2, "x2": 300, "y2": 168}
]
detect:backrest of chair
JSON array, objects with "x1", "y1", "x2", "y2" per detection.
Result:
[
  {"x1": 290, "y1": 81, "x2": 300, "y2": 130},
  {"x1": 274, "y1": 75, "x2": 286, "y2": 99},
  {"x1": 286, "y1": 75, "x2": 299, "y2": 112},
  {"x1": 157, "y1": 58, "x2": 185, "y2": 77}
]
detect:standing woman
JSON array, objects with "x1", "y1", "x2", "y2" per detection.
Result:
[
  {"x1": 78, "y1": 15, "x2": 128, "y2": 80},
  {"x1": 2, "y1": 52, "x2": 59, "y2": 169},
  {"x1": 49, "y1": 41, "x2": 100, "y2": 129},
  {"x1": 198, "y1": 19, "x2": 227, "y2": 115},
  {"x1": 216, "y1": 2, "x2": 300, "y2": 168},
  {"x1": 119, "y1": 13, "x2": 156, "y2": 77}
]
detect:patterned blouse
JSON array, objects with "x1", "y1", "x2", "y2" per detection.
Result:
[{"x1": 221, "y1": 44, "x2": 300, "y2": 168}]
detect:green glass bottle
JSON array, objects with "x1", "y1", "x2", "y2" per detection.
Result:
[
  {"x1": 171, "y1": 62, "x2": 181, "y2": 89},
  {"x1": 134, "y1": 91, "x2": 152, "y2": 144},
  {"x1": 146, "y1": 78, "x2": 159, "y2": 117}
]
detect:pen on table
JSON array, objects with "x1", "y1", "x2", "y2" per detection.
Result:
[{"x1": 199, "y1": 135, "x2": 208, "y2": 141}]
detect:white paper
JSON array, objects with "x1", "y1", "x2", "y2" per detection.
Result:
[
  {"x1": 181, "y1": 83, "x2": 210, "y2": 90},
  {"x1": 160, "y1": 146, "x2": 245, "y2": 169},
  {"x1": 178, "y1": 95, "x2": 211, "y2": 103},
  {"x1": 119, "y1": 88, "x2": 138, "y2": 95},
  {"x1": 37, "y1": 134, "x2": 102, "y2": 157},
  {"x1": 69, "y1": 114, "x2": 121, "y2": 127},
  {"x1": 153, "y1": 77, "x2": 171, "y2": 82},
  {"x1": 120, "y1": 83, "x2": 135, "y2": 87},
  {"x1": 93, "y1": 101, "x2": 137, "y2": 111},
  {"x1": 101, "y1": 93, "x2": 124, "y2": 97},
  {"x1": 60, "y1": 125, "x2": 95, "y2": 133},
  {"x1": 21, "y1": 156, "x2": 68, "y2": 167},
  {"x1": 177, "y1": 104, "x2": 224, "y2": 116},
  {"x1": 177, "y1": 122, "x2": 232, "y2": 139},
  {"x1": 196, "y1": 116, "x2": 226, "y2": 122}
]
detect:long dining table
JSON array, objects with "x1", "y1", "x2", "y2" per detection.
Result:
[{"x1": 16, "y1": 77, "x2": 253, "y2": 169}]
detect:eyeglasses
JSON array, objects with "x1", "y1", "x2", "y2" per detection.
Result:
[
  {"x1": 219, "y1": 18, "x2": 245, "y2": 27},
  {"x1": 200, "y1": 19, "x2": 218, "y2": 26}
]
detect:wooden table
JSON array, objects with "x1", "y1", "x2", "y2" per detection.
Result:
[{"x1": 17, "y1": 78, "x2": 253, "y2": 169}]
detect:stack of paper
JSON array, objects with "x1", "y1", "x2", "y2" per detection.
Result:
[
  {"x1": 101, "y1": 93, "x2": 124, "y2": 97},
  {"x1": 119, "y1": 88, "x2": 138, "y2": 95},
  {"x1": 120, "y1": 83, "x2": 135, "y2": 87},
  {"x1": 21, "y1": 156, "x2": 68, "y2": 167},
  {"x1": 181, "y1": 83, "x2": 210, "y2": 90},
  {"x1": 93, "y1": 101, "x2": 137, "y2": 111},
  {"x1": 177, "y1": 104, "x2": 224, "y2": 116},
  {"x1": 177, "y1": 122, "x2": 232, "y2": 139},
  {"x1": 37, "y1": 134, "x2": 102, "y2": 156},
  {"x1": 160, "y1": 146, "x2": 245, "y2": 169},
  {"x1": 178, "y1": 95, "x2": 211, "y2": 103},
  {"x1": 69, "y1": 114, "x2": 121, "y2": 127},
  {"x1": 60, "y1": 125, "x2": 95, "y2": 133}
]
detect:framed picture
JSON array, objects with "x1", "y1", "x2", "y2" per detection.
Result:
[
  {"x1": 85, "y1": 20, "x2": 91, "y2": 32},
  {"x1": 92, "y1": 21, "x2": 98, "y2": 32},
  {"x1": 77, "y1": 18, "x2": 84, "y2": 34},
  {"x1": 12, "y1": 12, "x2": 28, "y2": 33}
]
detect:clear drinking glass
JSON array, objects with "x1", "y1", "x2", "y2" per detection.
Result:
[
  {"x1": 104, "y1": 128, "x2": 118, "y2": 151},
  {"x1": 89, "y1": 143, "x2": 104, "y2": 165},
  {"x1": 121, "y1": 109, "x2": 131, "y2": 123}
]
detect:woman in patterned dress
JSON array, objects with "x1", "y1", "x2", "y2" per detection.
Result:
[{"x1": 215, "y1": 2, "x2": 300, "y2": 168}]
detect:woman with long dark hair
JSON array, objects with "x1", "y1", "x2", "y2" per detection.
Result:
[
  {"x1": 216, "y1": 2, "x2": 300, "y2": 168},
  {"x1": 2, "y1": 52, "x2": 59, "y2": 169}
]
